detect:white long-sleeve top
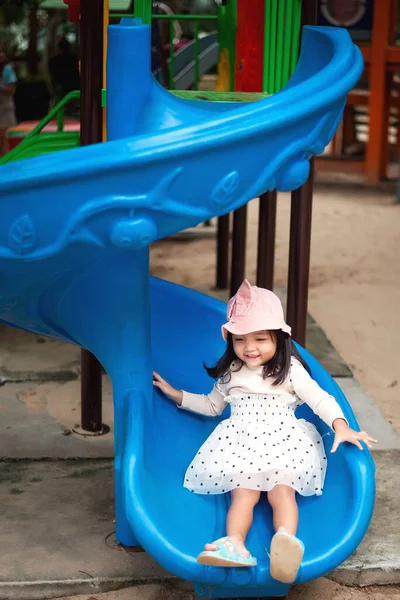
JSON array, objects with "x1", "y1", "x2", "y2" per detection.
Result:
[{"x1": 180, "y1": 358, "x2": 346, "y2": 429}]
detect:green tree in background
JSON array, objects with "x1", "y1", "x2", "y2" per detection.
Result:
[
  {"x1": 0, "y1": 0, "x2": 28, "y2": 27},
  {"x1": 0, "y1": 0, "x2": 44, "y2": 76}
]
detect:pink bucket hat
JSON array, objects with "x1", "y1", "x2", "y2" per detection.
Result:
[{"x1": 222, "y1": 279, "x2": 291, "y2": 340}]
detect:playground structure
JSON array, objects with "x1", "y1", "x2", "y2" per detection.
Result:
[
  {"x1": 316, "y1": 0, "x2": 400, "y2": 184},
  {"x1": 3, "y1": 2, "x2": 325, "y2": 348},
  {"x1": 2, "y1": 91, "x2": 80, "y2": 162},
  {"x1": 3, "y1": 0, "x2": 316, "y2": 433},
  {"x1": 6, "y1": 0, "x2": 397, "y2": 183},
  {"x1": 3, "y1": 24, "x2": 220, "y2": 161},
  {"x1": 0, "y1": 1, "x2": 375, "y2": 597}
]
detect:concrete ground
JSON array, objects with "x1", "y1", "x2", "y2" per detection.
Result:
[
  {"x1": 0, "y1": 449, "x2": 399, "y2": 590},
  {"x1": 0, "y1": 327, "x2": 399, "y2": 600},
  {"x1": 58, "y1": 581, "x2": 400, "y2": 600}
]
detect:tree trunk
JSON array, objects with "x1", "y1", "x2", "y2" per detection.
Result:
[{"x1": 28, "y1": 0, "x2": 39, "y2": 76}]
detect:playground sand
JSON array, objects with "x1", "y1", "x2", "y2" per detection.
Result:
[
  {"x1": 150, "y1": 178, "x2": 400, "y2": 432},
  {"x1": 57, "y1": 578, "x2": 400, "y2": 599}
]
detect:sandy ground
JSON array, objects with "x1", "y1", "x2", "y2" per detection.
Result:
[
  {"x1": 57, "y1": 578, "x2": 400, "y2": 600},
  {"x1": 150, "y1": 178, "x2": 400, "y2": 432}
]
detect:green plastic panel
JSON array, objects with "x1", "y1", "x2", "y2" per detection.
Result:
[
  {"x1": 263, "y1": 0, "x2": 302, "y2": 94},
  {"x1": 1, "y1": 91, "x2": 81, "y2": 165},
  {"x1": 102, "y1": 89, "x2": 269, "y2": 105},
  {"x1": 171, "y1": 90, "x2": 269, "y2": 102},
  {"x1": 1, "y1": 132, "x2": 80, "y2": 165}
]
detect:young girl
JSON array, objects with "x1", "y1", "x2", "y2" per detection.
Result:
[{"x1": 153, "y1": 280, "x2": 376, "y2": 584}]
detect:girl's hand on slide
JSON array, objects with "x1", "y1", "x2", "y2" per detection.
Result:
[
  {"x1": 153, "y1": 371, "x2": 183, "y2": 405},
  {"x1": 331, "y1": 419, "x2": 378, "y2": 453}
]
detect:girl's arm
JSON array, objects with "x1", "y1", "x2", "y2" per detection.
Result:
[
  {"x1": 290, "y1": 360, "x2": 377, "y2": 452},
  {"x1": 153, "y1": 371, "x2": 228, "y2": 416},
  {"x1": 290, "y1": 359, "x2": 346, "y2": 427}
]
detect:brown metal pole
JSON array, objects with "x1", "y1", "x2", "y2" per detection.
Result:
[
  {"x1": 79, "y1": 0, "x2": 104, "y2": 433},
  {"x1": 216, "y1": 214, "x2": 230, "y2": 289},
  {"x1": 256, "y1": 191, "x2": 277, "y2": 290},
  {"x1": 300, "y1": 0, "x2": 319, "y2": 29},
  {"x1": 230, "y1": 205, "x2": 247, "y2": 297},
  {"x1": 286, "y1": 161, "x2": 314, "y2": 345},
  {"x1": 285, "y1": 0, "x2": 319, "y2": 344},
  {"x1": 28, "y1": 1, "x2": 39, "y2": 76}
]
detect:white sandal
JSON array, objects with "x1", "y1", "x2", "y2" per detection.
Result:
[{"x1": 269, "y1": 530, "x2": 304, "y2": 583}]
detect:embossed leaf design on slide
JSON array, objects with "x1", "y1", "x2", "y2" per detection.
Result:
[
  {"x1": 211, "y1": 171, "x2": 239, "y2": 206},
  {"x1": 8, "y1": 214, "x2": 36, "y2": 254}
]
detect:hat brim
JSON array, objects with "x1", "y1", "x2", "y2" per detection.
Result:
[{"x1": 222, "y1": 317, "x2": 291, "y2": 340}]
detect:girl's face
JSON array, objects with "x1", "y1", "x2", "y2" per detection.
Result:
[{"x1": 232, "y1": 330, "x2": 277, "y2": 370}]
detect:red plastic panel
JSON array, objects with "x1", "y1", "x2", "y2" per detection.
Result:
[
  {"x1": 234, "y1": 0, "x2": 265, "y2": 92},
  {"x1": 63, "y1": 0, "x2": 80, "y2": 23}
]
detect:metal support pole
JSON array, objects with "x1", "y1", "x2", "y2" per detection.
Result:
[
  {"x1": 79, "y1": 0, "x2": 104, "y2": 433},
  {"x1": 230, "y1": 205, "x2": 247, "y2": 297},
  {"x1": 216, "y1": 214, "x2": 230, "y2": 289},
  {"x1": 256, "y1": 191, "x2": 277, "y2": 290},
  {"x1": 300, "y1": 0, "x2": 319, "y2": 30},
  {"x1": 285, "y1": 0, "x2": 319, "y2": 345},
  {"x1": 286, "y1": 161, "x2": 314, "y2": 346}
]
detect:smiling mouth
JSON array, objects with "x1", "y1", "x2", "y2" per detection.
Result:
[{"x1": 245, "y1": 355, "x2": 260, "y2": 360}]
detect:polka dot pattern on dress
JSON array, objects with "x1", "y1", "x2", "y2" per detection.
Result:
[{"x1": 183, "y1": 393, "x2": 327, "y2": 496}]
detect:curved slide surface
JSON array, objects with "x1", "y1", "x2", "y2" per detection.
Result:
[
  {"x1": 0, "y1": 19, "x2": 373, "y2": 598},
  {"x1": 128, "y1": 278, "x2": 375, "y2": 598},
  {"x1": 154, "y1": 31, "x2": 219, "y2": 90}
]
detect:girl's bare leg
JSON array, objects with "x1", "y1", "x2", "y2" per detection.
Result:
[
  {"x1": 267, "y1": 485, "x2": 298, "y2": 534},
  {"x1": 268, "y1": 485, "x2": 302, "y2": 583},
  {"x1": 205, "y1": 488, "x2": 261, "y2": 555}
]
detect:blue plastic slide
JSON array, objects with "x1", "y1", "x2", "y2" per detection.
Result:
[
  {"x1": 0, "y1": 18, "x2": 374, "y2": 599},
  {"x1": 154, "y1": 31, "x2": 219, "y2": 89}
]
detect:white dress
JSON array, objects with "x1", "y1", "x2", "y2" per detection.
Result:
[{"x1": 180, "y1": 359, "x2": 346, "y2": 497}]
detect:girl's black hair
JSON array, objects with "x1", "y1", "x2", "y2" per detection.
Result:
[{"x1": 205, "y1": 330, "x2": 310, "y2": 385}]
